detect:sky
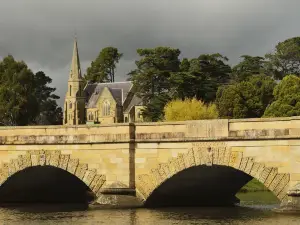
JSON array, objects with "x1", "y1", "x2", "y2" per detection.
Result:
[{"x1": 0, "y1": 0, "x2": 300, "y2": 106}]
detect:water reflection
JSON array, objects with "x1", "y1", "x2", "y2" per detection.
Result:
[{"x1": 0, "y1": 192, "x2": 299, "y2": 225}]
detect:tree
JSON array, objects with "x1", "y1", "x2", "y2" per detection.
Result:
[
  {"x1": 0, "y1": 56, "x2": 38, "y2": 125},
  {"x1": 232, "y1": 55, "x2": 267, "y2": 82},
  {"x1": 263, "y1": 75, "x2": 300, "y2": 117},
  {"x1": 169, "y1": 58, "x2": 195, "y2": 100},
  {"x1": 170, "y1": 54, "x2": 231, "y2": 102},
  {"x1": 128, "y1": 47, "x2": 181, "y2": 121},
  {"x1": 35, "y1": 99, "x2": 63, "y2": 125},
  {"x1": 164, "y1": 98, "x2": 218, "y2": 121},
  {"x1": 265, "y1": 37, "x2": 300, "y2": 79},
  {"x1": 84, "y1": 47, "x2": 123, "y2": 83},
  {"x1": 0, "y1": 56, "x2": 61, "y2": 126},
  {"x1": 33, "y1": 71, "x2": 62, "y2": 125},
  {"x1": 216, "y1": 74, "x2": 276, "y2": 119}
]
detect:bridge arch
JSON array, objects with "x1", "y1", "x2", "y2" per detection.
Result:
[
  {"x1": 0, "y1": 150, "x2": 106, "y2": 201},
  {"x1": 136, "y1": 144, "x2": 290, "y2": 206}
]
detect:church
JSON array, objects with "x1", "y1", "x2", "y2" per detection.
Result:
[{"x1": 63, "y1": 38, "x2": 144, "y2": 125}]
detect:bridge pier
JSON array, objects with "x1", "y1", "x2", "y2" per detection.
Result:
[{"x1": 275, "y1": 184, "x2": 300, "y2": 213}]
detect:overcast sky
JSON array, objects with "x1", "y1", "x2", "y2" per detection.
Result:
[{"x1": 0, "y1": 0, "x2": 300, "y2": 106}]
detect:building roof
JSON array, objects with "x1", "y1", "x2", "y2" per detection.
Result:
[
  {"x1": 84, "y1": 81, "x2": 134, "y2": 108},
  {"x1": 124, "y1": 94, "x2": 143, "y2": 113}
]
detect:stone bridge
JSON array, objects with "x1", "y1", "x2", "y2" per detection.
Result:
[{"x1": 1, "y1": 117, "x2": 300, "y2": 211}]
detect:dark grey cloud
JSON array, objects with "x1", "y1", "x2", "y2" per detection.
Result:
[{"x1": 0, "y1": 0, "x2": 300, "y2": 106}]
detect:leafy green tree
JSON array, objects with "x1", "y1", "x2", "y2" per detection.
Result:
[
  {"x1": 128, "y1": 47, "x2": 181, "y2": 121},
  {"x1": 265, "y1": 37, "x2": 300, "y2": 79},
  {"x1": 263, "y1": 75, "x2": 300, "y2": 117},
  {"x1": 164, "y1": 98, "x2": 218, "y2": 121},
  {"x1": 85, "y1": 47, "x2": 123, "y2": 83},
  {"x1": 216, "y1": 74, "x2": 276, "y2": 118},
  {"x1": 232, "y1": 55, "x2": 267, "y2": 82},
  {"x1": 0, "y1": 56, "x2": 61, "y2": 126},
  {"x1": 0, "y1": 56, "x2": 38, "y2": 125}
]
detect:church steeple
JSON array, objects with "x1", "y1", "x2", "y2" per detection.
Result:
[
  {"x1": 63, "y1": 36, "x2": 86, "y2": 125},
  {"x1": 69, "y1": 36, "x2": 82, "y2": 80}
]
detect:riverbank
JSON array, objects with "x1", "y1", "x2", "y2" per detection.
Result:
[{"x1": 239, "y1": 179, "x2": 269, "y2": 193}]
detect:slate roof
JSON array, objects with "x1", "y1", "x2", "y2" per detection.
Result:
[
  {"x1": 84, "y1": 81, "x2": 141, "y2": 110},
  {"x1": 124, "y1": 95, "x2": 143, "y2": 113}
]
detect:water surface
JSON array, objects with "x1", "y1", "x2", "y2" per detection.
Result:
[{"x1": 0, "y1": 192, "x2": 299, "y2": 225}]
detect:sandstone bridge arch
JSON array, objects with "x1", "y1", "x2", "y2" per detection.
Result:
[
  {"x1": 136, "y1": 144, "x2": 290, "y2": 207},
  {"x1": 0, "y1": 150, "x2": 106, "y2": 202}
]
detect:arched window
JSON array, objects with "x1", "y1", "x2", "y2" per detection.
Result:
[
  {"x1": 102, "y1": 100, "x2": 110, "y2": 116},
  {"x1": 124, "y1": 117, "x2": 128, "y2": 123},
  {"x1": 69, "y1": 102, "x2": 72, "y2": 109},
  {"x1": 70, "y1": 85, "x2": 72, "y2": 96}
]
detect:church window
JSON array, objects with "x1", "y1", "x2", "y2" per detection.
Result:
[
  {"x1": 70, "y1": 85, "x2": 72, "y2": 96},
  {"x1": 125, "y1": 117, "x2": 128, "y2": 123},
  {"x1": 69, "y1": 102, "x2": 72, "y2": 109},
  {"x1": 102, "y1": 100, "x2": 110, "y2": 116}
]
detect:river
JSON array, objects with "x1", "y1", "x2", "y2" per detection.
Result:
[{"x1": 0, "y1": 192, "x2": 299, "y2": 224}]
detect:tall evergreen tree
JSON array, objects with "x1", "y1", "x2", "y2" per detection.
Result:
[
  {"x1": 232, "y1": 55, "x2": 267, "y2": 82},
  {"x1": 128, "y1": 47, "x2": 181, "y2": 121},
  {"x1": 265, "y1": 37, "x2": 300, "y2": 79},
  {"x1": 170, "y1": 54, "x2": 231, "y2": 102},
  {"x1": 84, "y1": 47, "x2": 123, "y2": 83}
]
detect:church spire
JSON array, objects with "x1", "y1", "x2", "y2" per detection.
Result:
[{"x1": 69, "y1": 36, "x2": 82, "y2": 79}]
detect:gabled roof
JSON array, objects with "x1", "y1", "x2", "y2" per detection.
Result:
[
  {"x1": 84, "y1": 81, "x2": 133, "y2": 108},
  {"x1": 124, "y1": 94, "x2": 143, "y2": 113}
]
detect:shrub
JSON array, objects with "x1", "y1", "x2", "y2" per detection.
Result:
[{"x1": 164, "y1": 98, "x2": 218, "y2": 121}]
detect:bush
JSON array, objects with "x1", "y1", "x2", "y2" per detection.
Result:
[{"x1": 164, "y1": 98, "x2": 218, "y2": 121}]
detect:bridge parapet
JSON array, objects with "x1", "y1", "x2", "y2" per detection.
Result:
[
  {"x1": 0, "y1": 116, "x2": 300, "y2": 145},
  {"x1": 0, "y1": 124, "x2": 133, "y2": 145},
  {"x1": 134, "y1": 116, "x2": 300, "y2": 142}
]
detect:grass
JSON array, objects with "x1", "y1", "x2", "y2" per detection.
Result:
[{"x1": 239, "y1": 178, "x2": 269, "y2": 193}]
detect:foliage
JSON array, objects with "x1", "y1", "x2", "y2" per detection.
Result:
[
  {"x1": 85, "y1": 47, "x2": 123, "y2": 83},
  {"x1": 232, "y1": 55, "x2": 267, "y2": 82},
  {"x1": 164, "y1": 98, "x2": 218, "y2": 121},
  {"x1": 265, "y1": 37, "x2": 300, "y2": 79},
  {"x1": 170, "y1": 54, "x2": 231, "y2": 102},
  {"x1": 128, "y1": 47, "x2": 181, "y2": 121},
  {"x1": 216, "y1": 74, "x2": 276, "y2": 119},
  {"x1": 263, "y1": 75, "x2": 300, "y2": 117},
  {"x1": 33, "y1": 71, "x2": 62, "y2": 125},
  {"x1": 0, "y1": 56, "x2": 61, "y2": 126}
]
